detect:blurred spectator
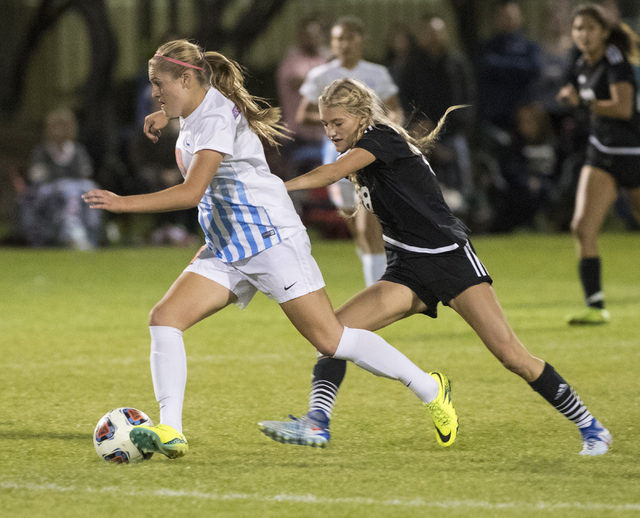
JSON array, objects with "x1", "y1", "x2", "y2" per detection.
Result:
[
  {"x1": 474, "y1": 1, "x2": 542, "y2": 220},
  {"x1": 537, "y1": 0, "x2": 575, "y2": 122},
  {"x1": 491, "y1": 102, "x2": 557, "y2": 232},
  {"x1": 399, "y1": 15, "x2": 476, "y2": 215},
  {"x1": 15, "y1": 108, "x2": 101, "y2": 249},
  {"x1": 384, "y1": 22, "x2": 415, "y2": 85},
  {"x1": 276, "y1": 15, "x2": 331, "y2": 212},
  {"x1": 297, "y1": 15, "x2": 402, "y2": 287},
  {"x1": 533, "y1": 0, "x2": 584, "y2": 230},
  {"x1": 477, "y1": 2, "x2": 541, "y2": 132}
]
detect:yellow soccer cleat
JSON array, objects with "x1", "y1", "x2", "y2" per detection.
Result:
[
  {"x1": 566, "y1": 307, "x2": 610, "y2": 325},
  {"x1": 425, "y1": 372, "x2": 458, "y2": 447},
  {"x1": 129, "y1": 424, "x2": 188, "y2": 459}
]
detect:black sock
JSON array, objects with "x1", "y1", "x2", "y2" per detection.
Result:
[
  {"x1": 308, "y1": 358, "x2": 347, "y2": 419},
  {"x1": 579, "y1": 257, "x2": 604, "y2": 309},
  {"x1": 529, "y1": 363, "x2": 593, "y2": 428}
]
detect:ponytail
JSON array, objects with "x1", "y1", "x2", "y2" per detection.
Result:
[
  {"x1": 615, "y1": 22, "x2": 640, "y2": 66},
  {"x1": 202, "y1": 51, "x2": 289, "y2": 147},
  {"x1": 152, "y1": 40, "x2": 289, "y2": 147},
  {"x1": 319, "y1": 78, "x2": 465, "y2": 157},
  {"x1": 412, "y1": 105, "x2": 469, "y2": 156}
]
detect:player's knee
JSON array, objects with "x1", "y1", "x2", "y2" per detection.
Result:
[
  {"x1": 315, "y1": 341, "x2": 338, "y2": 357},
  {"x1": 308, "y1": 333, "x2": 338, "y2": 356},
  {"x1": 149, "y1": 302, "x2": 170, "y2": 327},
  {"x1": 570, "y1": 216, "x2": 582, "y2": 238},
  {"x1": 570, "y1": 216, "x2": 592, "y2": 243}
]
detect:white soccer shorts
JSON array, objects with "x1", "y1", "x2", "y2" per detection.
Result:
[{"x1": 184, "y1": 230, "x2": 325, "y2": 309}]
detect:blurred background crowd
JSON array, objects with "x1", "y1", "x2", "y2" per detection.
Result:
[{"x1": 0, "y1": 0, "x2": 639, "y2": 249}]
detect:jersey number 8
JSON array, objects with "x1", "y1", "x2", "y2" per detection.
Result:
[{"x1": 359, "y1": 186, "x2": 374, "y2": 213}]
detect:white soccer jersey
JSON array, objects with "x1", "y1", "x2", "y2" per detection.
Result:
[
  {"x1": 299, "y1": 59, "x2": 398, "y2": 104},
  {"x1": 175, "y1": 88, "x2": 304, "y2": 262}
]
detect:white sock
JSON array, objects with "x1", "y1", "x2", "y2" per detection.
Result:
[
  {"x1": 149, "y1": 326, "x2": 187, "y2": 432},
  {"x1": 361, "y1": 253, "x2": 387, "y2": 287},
  {"x1": 333, "y1": 327, "x2": 439, "y2": 403}
]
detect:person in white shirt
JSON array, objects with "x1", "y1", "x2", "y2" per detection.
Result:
[
  {"x1": 297, "y1": 16, "x2": 403, "y2": 287},
  {"x1": 83, "y1": 39, "x2": 456, "y2": 459}
]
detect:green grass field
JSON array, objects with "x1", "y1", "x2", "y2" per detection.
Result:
[{"x1": 1, "y1": 233, "x2": 639, "y2": 517}]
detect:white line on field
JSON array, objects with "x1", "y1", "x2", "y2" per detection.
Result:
[
  {"x1": 3, "y1": 353, "x2": 290, "y2": 370},
  {"x1": 1, "y1": 481, "x2": 639, "y2": 511}
]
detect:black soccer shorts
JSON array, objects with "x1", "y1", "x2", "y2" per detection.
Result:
[{"x1": 382, "y1": 240, "x2": 493, "y2": 318}]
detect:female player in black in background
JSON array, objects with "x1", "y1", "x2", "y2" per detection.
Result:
[
  {"x1": 258, "y1": 78, "x2": 611, "y2": 456},
  {"x1": 557, "y1": 4, "x2": 640, "y2": 325}
]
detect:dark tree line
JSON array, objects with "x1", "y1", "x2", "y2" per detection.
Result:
[{"x1": 0, "y1": 0, "x2": 288, "y2": 173}]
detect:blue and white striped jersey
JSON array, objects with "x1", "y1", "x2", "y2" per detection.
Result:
[{"x1": 175, "y1": 88, "x2": 304, "y2": 262}]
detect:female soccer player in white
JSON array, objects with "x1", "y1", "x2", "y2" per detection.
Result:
[
  {"x1": 557, "y1": 4, "x2": 640, "y2": 325},
  {"x1": 258, "y1": 78, "x2": 611, "y2": 456},
  {"x1": 83, "y1": 39, "x2": 457, "y2": 458}
]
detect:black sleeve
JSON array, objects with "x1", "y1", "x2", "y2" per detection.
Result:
[
  {"x1": 355, "y1": 127, "x2": 413, "y2": 165},
  {"x1": 607, "y1": 58, "x2": 635, "y2": 86}
]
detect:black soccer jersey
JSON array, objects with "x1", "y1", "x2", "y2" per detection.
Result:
[
  {"x1": 570, "y1": 44, "x2": 640, "y2": 149},
  {"x1": 352, "y1": 124, "x2": 469, "y2": 253}
]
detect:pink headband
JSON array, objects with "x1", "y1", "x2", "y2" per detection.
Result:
[{"x1": 154, "y1": 54, "x2": 204, "y2": 71}]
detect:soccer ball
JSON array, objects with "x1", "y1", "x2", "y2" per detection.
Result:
[{"x1": 93, "y1": 407, "x2": 154, "y2": 464}]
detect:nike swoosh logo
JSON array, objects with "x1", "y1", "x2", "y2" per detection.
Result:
[
  {"x1": 284, "y1": 282, "x2": 297, "y2": 290},
  {"x1": 436, "y1": 428, "x2": 451, "y2": 443}
]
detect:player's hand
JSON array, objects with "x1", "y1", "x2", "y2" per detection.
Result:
[
  {"x1": 556, "y1": 84, "x2": 580, "y2": 107},
  {"x1": 82, "y1": 189, "x2": 126, "y2": 213},
  {"x1": 144, "y1": 111, "x2": 170, "y2": 143}
]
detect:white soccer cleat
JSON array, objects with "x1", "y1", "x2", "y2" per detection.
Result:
[
  {"x1": 259, "y1": 410, "x2": 330, "y2": 448},
  {"x1": 579, "y1": 420, "x2": 612, "y2": 456}
]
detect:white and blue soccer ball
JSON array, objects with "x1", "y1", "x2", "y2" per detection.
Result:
[{"x1": 93, "y1": 407, "x2": 153, "y2": 464}]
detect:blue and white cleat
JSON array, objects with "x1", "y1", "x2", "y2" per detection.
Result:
[
  {"x1": 579, "y1": 419, "x2": 612, "y2": 456},
  {"x1": 259, "y1": 409, "x2": 330, "y2": 448}
]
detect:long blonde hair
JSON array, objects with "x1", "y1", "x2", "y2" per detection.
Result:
[
  {"x1": 319, "y1": 78, "x2": 464, "y2": 187},
  {"x1": 151, "y1": 39, "x2": 288, "y2": 147}
]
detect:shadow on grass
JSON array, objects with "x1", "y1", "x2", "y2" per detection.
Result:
[
  {"x1": 504, "y1": 295, "x2": 639, "y2": 311},
  {"x1": 0, "y1": 428, "x2": 88, "y2": 441}
]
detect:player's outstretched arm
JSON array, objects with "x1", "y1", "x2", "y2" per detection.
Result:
[
  {"x1": 83, "y1": 150, "x2": 223, "y2": 213},
  {"x1": 285, "y1": 148, "x2": 376, "y2": 191}
]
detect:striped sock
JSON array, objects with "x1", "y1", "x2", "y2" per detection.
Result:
[
  {"x1": 529, "y1": 363, "x2": 594, "y2": 428},
  {"x1": 309, "y1": 357, "x2": 346, "y2": 419}
]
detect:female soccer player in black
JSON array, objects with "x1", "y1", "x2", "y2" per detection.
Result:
[
  {"x1": 557, "y1": 4, "x2": 640, "y2": 325},
  {"x1": 258, "y1": 77, "x2": 611, "y2": 456}
]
